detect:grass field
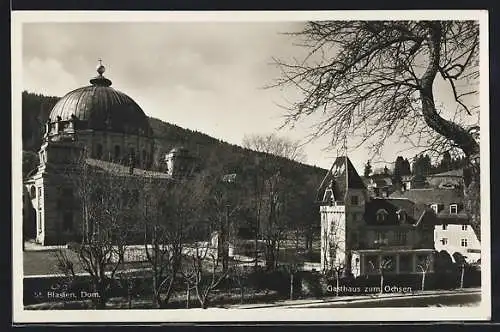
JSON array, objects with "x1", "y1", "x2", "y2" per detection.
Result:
[{"x1": 23, "y1": 249, "x2": 150, "y2": 276}]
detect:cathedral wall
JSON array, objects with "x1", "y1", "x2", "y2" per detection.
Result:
[{"x1": 77, "y1": 131, "x2": 155, "y2": 167}]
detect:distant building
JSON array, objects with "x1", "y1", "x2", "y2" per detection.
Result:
[
  {"x1": 317, "y1": 156, "x2": 435, "y2": 278},
  {"x1": 391, "y1": 187, "x2": 480, "y2": 264},
  {"x1": 425, "y1": 169, "x2": 464, "y2": 190},
  {"x1": 363, "y1": 173, "x2": 393, "y2": 198}
]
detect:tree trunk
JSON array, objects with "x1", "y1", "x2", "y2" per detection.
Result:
[
  {"x1": 95, "y1": 282, "x2": 107, "y2": 309},
  {"x1": 421, "y1": 272, "x2": 426, "y2": 291},
  {"x1": 460, "y1": 265, "x2": 465, "y2": 289},
  {"x1": 290, "y1": 273, "x2": 294, "y2": 300},
  {"x1": 275, "y1": 240, "x2": 281, "y2": 269},
  {"x1": 152, "y1": 274, "x2": 161, "y2": 309},
  {"x1": 128, "y1": 287, "x2": 132, "y2": 309},
  {"x1": 419, "y1": 22, "x2": 480, "y2": 158},
  {"x1": 186, "y1": 283, "x2": 190, "y2": 309},
  {"x1": 380, "y1": 273, "x2": 384, "y2": 294},
  {"x1": 336, "y1": 270, "x2": 340, "y2": 297},
  {"x1": 240, "y1": 285, "x2": 245, "y2": 304}
]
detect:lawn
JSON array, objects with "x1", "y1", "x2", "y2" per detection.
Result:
[{"x1": 24, "y1": 249, "x2": 150, "y2": 276}]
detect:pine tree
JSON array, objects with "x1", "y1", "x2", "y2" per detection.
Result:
[
  {"x1": 393, "y1": 156, "x2": 405, "y2": 186},
  {"x1": 363, "y1": 161, "x2": 372, "y2": 178}
]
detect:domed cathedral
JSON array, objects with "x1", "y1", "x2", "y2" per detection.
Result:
[
  {"x1": 23, "y1": 61, "x2": 194, "y2": 246},
  {"x1": 44, "y1": 60, "x2": 155, "y2": 168}
]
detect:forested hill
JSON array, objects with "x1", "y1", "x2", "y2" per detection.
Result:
[{"x1": 22, "y1": 91, "x2": 327, "y2": 181}]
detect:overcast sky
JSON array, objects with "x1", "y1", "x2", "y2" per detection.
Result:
[{"x1": 21, "y1": 21, "x2": 479, "y2": 173}]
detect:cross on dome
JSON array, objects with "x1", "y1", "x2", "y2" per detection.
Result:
[{"x1": 90, "y1": 59, "x2": 112, "y2": 87}]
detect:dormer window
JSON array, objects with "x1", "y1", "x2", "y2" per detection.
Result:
[
  {"x1": 376, "y1": 209, "x2": 388, "y2": 222},
  {"x1": 450, "y1": 204, "x2": 458, "y2": 215},
  {"x1": 430, "y1": 204, "x2": 438, "y2": 214},
  {"x1": 323, "y1": 189, "x2": 334, "y2": 203}
]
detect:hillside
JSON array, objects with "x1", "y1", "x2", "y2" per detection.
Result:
[{"x1": 21, "y1": 91, "x2": 327, "y2": 183}]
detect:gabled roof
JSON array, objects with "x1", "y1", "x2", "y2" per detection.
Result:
[
  {"x1": 364, "y1": 198, "x2": 422, "y2": 226},
  {"x1": 390, "y1": 187, "x2": 468, "y2": 219},
  {"x1": 390, "y1": 188, "x2": 464, "y2": 206},
  {"x1": 316, "y1": 156, "x2": 365, "y2": 202}
]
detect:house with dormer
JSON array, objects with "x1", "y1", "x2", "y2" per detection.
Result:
[
  {"x1": 317, "y1": 156, "x2": 435, "y2": 278},
  {"x1": 390, "y1": 187, "x2": 480, "y2": 264}
]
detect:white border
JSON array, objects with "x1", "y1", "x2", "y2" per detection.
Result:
[{"x1": 12, "y1": 10, "x2": 491, "y2": 323}]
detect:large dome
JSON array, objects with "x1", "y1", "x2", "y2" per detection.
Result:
[{"x1": 49, "y1": 65, "x2": 152, "y2": 137}]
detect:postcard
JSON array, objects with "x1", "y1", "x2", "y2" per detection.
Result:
[{"x1": 12, "y1": 10, "x2": 490, "y2": 323}]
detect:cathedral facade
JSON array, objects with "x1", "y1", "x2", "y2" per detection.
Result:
[{"x1": 23, "y1": 63, "x2": 192, "y2": 245}]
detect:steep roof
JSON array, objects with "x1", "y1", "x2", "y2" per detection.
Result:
[
  {"x1": 390, "y1": 188, "x2": 468, "y2": 221},
  {"x1": 316, "y1": 156, "x2": 365, "y2": 202},
  {"x1": 364, "y1": 198, "x2": 421, "y2": 226},
  {"x1": 390, "y1": 188, "x2": 464, "y2": 206}
]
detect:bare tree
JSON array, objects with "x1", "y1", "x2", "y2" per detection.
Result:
[
  {"x1": 181, "y1": 241, "x2": 229, "y2": 309},
  {"x1": 228, "y1": 258, "x2": 252, "y2": 304},
  {"x1": 368, "y1": 257, "x2": 393, "y2": 294},
  {"x1": 282, "y1": 262, "x2": 303, "y2": 300},
  {"x1": 417, "y1": 256, "x2": 432, "y2": 291},
  {"x1": 55, "y1": 158, "x2": 136, "y2": 309},
  {"x1": 137, "y1": 175, "x2": 191, "y2": 308},
  {"x1": 271, "y1": 21, "x2": 479, "y2": 161},
  {"x1": 243, "y1": 134, "x2": 306, "y2": 270},
  {"x1": 204, "y1": 172, "x2": 241, "y2": 273},
  {"x1": 453, "y1": 252, "x2": 467, "y2": 289},
  {"x1": 272, "y1": 20, "x2": 481, "y2": 250},
  {"x1": 242, "y1": 133, "x2": 307, "y2": 164}
]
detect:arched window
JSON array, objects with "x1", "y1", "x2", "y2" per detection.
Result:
[
  {"x1": 376, "y1": 209, "x2": 388, "y2": 222},
  {"x1": 95, "y1": 144, "x2": 103, "y2": 159},
  {"x1": 114, "y1": 145, "x2": 121, "y2": 162},
  {"x1": 30, "y1": 186, "x2": 36, "y2": 198}
]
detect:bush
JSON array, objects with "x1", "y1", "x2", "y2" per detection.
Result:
[{"x1": 297, "y1": 271, "x2": 323, "y2": 298}]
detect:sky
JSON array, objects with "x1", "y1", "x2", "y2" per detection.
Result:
[{"x1": 21, "y1": 21, "x2": 480, "y2": 174}]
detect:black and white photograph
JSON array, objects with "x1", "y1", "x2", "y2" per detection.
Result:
[{"x1": 12, "y1": 10, "x2": 490, "y2": 322}]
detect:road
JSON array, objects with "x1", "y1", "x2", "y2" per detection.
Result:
[
  {"x1": 285, "y1": 290, "x2": 481, "y2": 308},
  {"x1": 232, "y1": 289, "x2": 481, "y2": 309}
]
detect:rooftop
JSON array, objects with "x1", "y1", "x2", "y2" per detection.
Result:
[
  {"x1": 317, "y1": 156, "x2": 365, "y2": 202},
  {"x1": 85, "y1": 158, "x2": 171, "y2": 179},
  {"x1": 427, "y1": 169, "x2": 464, "y2": 178}
]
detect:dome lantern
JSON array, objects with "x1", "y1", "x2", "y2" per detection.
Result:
[{"x1": 90, "y1": 59, "x2": 112, "y2": 87}]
